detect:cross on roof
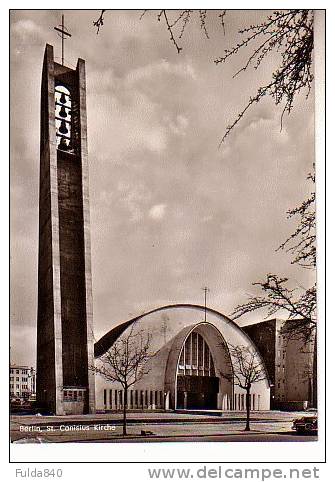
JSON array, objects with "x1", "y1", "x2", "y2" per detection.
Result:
[
  {"x1": 54, "y1": 14, "x2": 72, "y2": 66},
  {"x1": 202, "y1": 286, "x2": 210, "y2": 322}
]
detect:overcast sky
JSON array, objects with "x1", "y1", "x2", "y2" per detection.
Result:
[{"x1": 10, "y1": 10, "x2": 315, "y2": 367}]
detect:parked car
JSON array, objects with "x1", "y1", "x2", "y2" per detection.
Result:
[{"x1": 292, "y1": 416, "x2": 318, "y2": 434}]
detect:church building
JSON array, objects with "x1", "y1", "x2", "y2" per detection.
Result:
[
  {"x1": 36, "y1": 40, "x2": 271, "y2": 415},
  {"x1": 94, "y1": 304, "x2": 271, "y2": 412}
]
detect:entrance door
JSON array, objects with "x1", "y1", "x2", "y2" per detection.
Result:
[{"x1": 176, "y1": 375, "x2": 219, "y2": 409}]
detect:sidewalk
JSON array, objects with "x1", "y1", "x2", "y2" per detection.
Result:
[{"x1": 11, "y1": 409, "x2": 307, "y2": 428}]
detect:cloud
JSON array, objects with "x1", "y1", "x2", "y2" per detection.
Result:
[
  {"x1": 148, "y1": 204, "x2": 167, "y2": 220},
  {"x1": 126, "y1": 59, "x2": 197, "y2": 85},
  {"x1": 10, "y1": 10, "x2": 316, "y2": 365},
  {"x1": 139, "y1": 127, "x2": 168, "y2": 153},
  {"x1": 165, "y1": 114, "x2": 189, "y2": 136},
  {"x1": 11, "y1": 19, "x2": 46, "y2": 45},
  {"x1": 118, "y1": 181, "x2": 152, "y2": 222}
]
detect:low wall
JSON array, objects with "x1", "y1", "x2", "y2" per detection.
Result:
[{"x1": 275, "y1": 400, "x2": 309, "y2": 411}]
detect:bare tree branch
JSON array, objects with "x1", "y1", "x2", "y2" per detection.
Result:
[
  {"x1": 221, "y1": 344, "x2": 267, "y2": 430},
  {"x1": 231, "y1": 166, "x2": 316, "y2": 342},
  {"x1": 159, "y1": 10, "x2": 183, "y2": 54},
  {"x1": 93, "y1": 10, "x2": 313, "y2": 143},
  {"x1": 142, "y1": 10, "x2": 220, "y2": 53},
  {"x1": 93, "y1": 9, "x2": 106, "y2": 34},
  {"x1": 231, "y1": 274, "x2": 316, "y2": 341},
  {"x1": 216, "y1": 10, "x2": 314, "y2": 144},
  {"x1": 90, "y1": 322, "x2": 154, "y2": 435},
  {"x1": 277, "y1": 171, "x2": 316, "y2": 268}
]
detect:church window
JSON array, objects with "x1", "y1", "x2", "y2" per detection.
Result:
[
  {"x1": 185, "y1": 336, "x2": 191, "y2": 366},
  {"x1": 178, "y1": 332, "x2": 215, "y2": 377},
  {"x1": 192, "y1": 332, "x2": 197, "y2": 366},
  {"x1": 204, "y1": 344, "x2": 210, "y2": 376},
  {"x1": 198, "y1": 336, "x2": 203, "y2": 366}
]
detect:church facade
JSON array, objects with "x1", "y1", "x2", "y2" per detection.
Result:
[{"x1": 94, "y1": 305, "x2": 271, "y2": 412}]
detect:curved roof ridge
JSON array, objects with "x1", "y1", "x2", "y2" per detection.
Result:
[
  {"x1": 94, "y1": 303, "x2": 237, "y2": 358},
  {"x1": 94, "y1": 303, "x2": 271, "y2": 387}
]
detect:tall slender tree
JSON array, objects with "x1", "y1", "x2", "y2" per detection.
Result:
[
  {"x1": 221, "y1": 344, "x2": 267, "y2": 431},
  {"x1": 91, "y1": 323, "x2": 153, "y2": 435}
]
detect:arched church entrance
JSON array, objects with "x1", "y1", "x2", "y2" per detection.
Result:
[{"x1": 176, "y1": 331, "x2": 219, "y2": 409}]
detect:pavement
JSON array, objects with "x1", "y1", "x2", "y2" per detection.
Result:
[{"x1": 10, "y1": 410, "x2": 317, "y2": 444}]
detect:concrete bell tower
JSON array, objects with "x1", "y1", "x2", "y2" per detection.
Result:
[{"x1": 36, "y1": 43, "x2": 95, "y2": 415}]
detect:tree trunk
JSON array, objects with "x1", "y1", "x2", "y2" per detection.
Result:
[
  {"x1": 245, "y1": 387, "x2": 251, "y2": 431},
  {"x1": 123, "y1": 388, "x2": 128, "y2": 436}
]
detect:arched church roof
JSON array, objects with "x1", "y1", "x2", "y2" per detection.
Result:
[
  {"x1": 94, "y1": 303, "x2": 262, "y2": 363},
  {"x1": 94, "y1": 305, "x2": 271, "y2": 410}
]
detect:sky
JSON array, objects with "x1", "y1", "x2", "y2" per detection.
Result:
[{"x1": 10, "y1": 10, "x2": 315, "y2": 368}]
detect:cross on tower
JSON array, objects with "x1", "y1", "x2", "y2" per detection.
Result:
[{"x1": 54, "y1": 14, "x2": 72, "y2": 66}]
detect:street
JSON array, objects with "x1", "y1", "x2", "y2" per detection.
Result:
[{"x1": 11, "y1": 411, "x2": 318, "y2": 444}]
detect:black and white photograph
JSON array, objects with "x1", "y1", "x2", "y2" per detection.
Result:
[{"x1": 8, "y1": 6, "x2": 326, "y2": 468}]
